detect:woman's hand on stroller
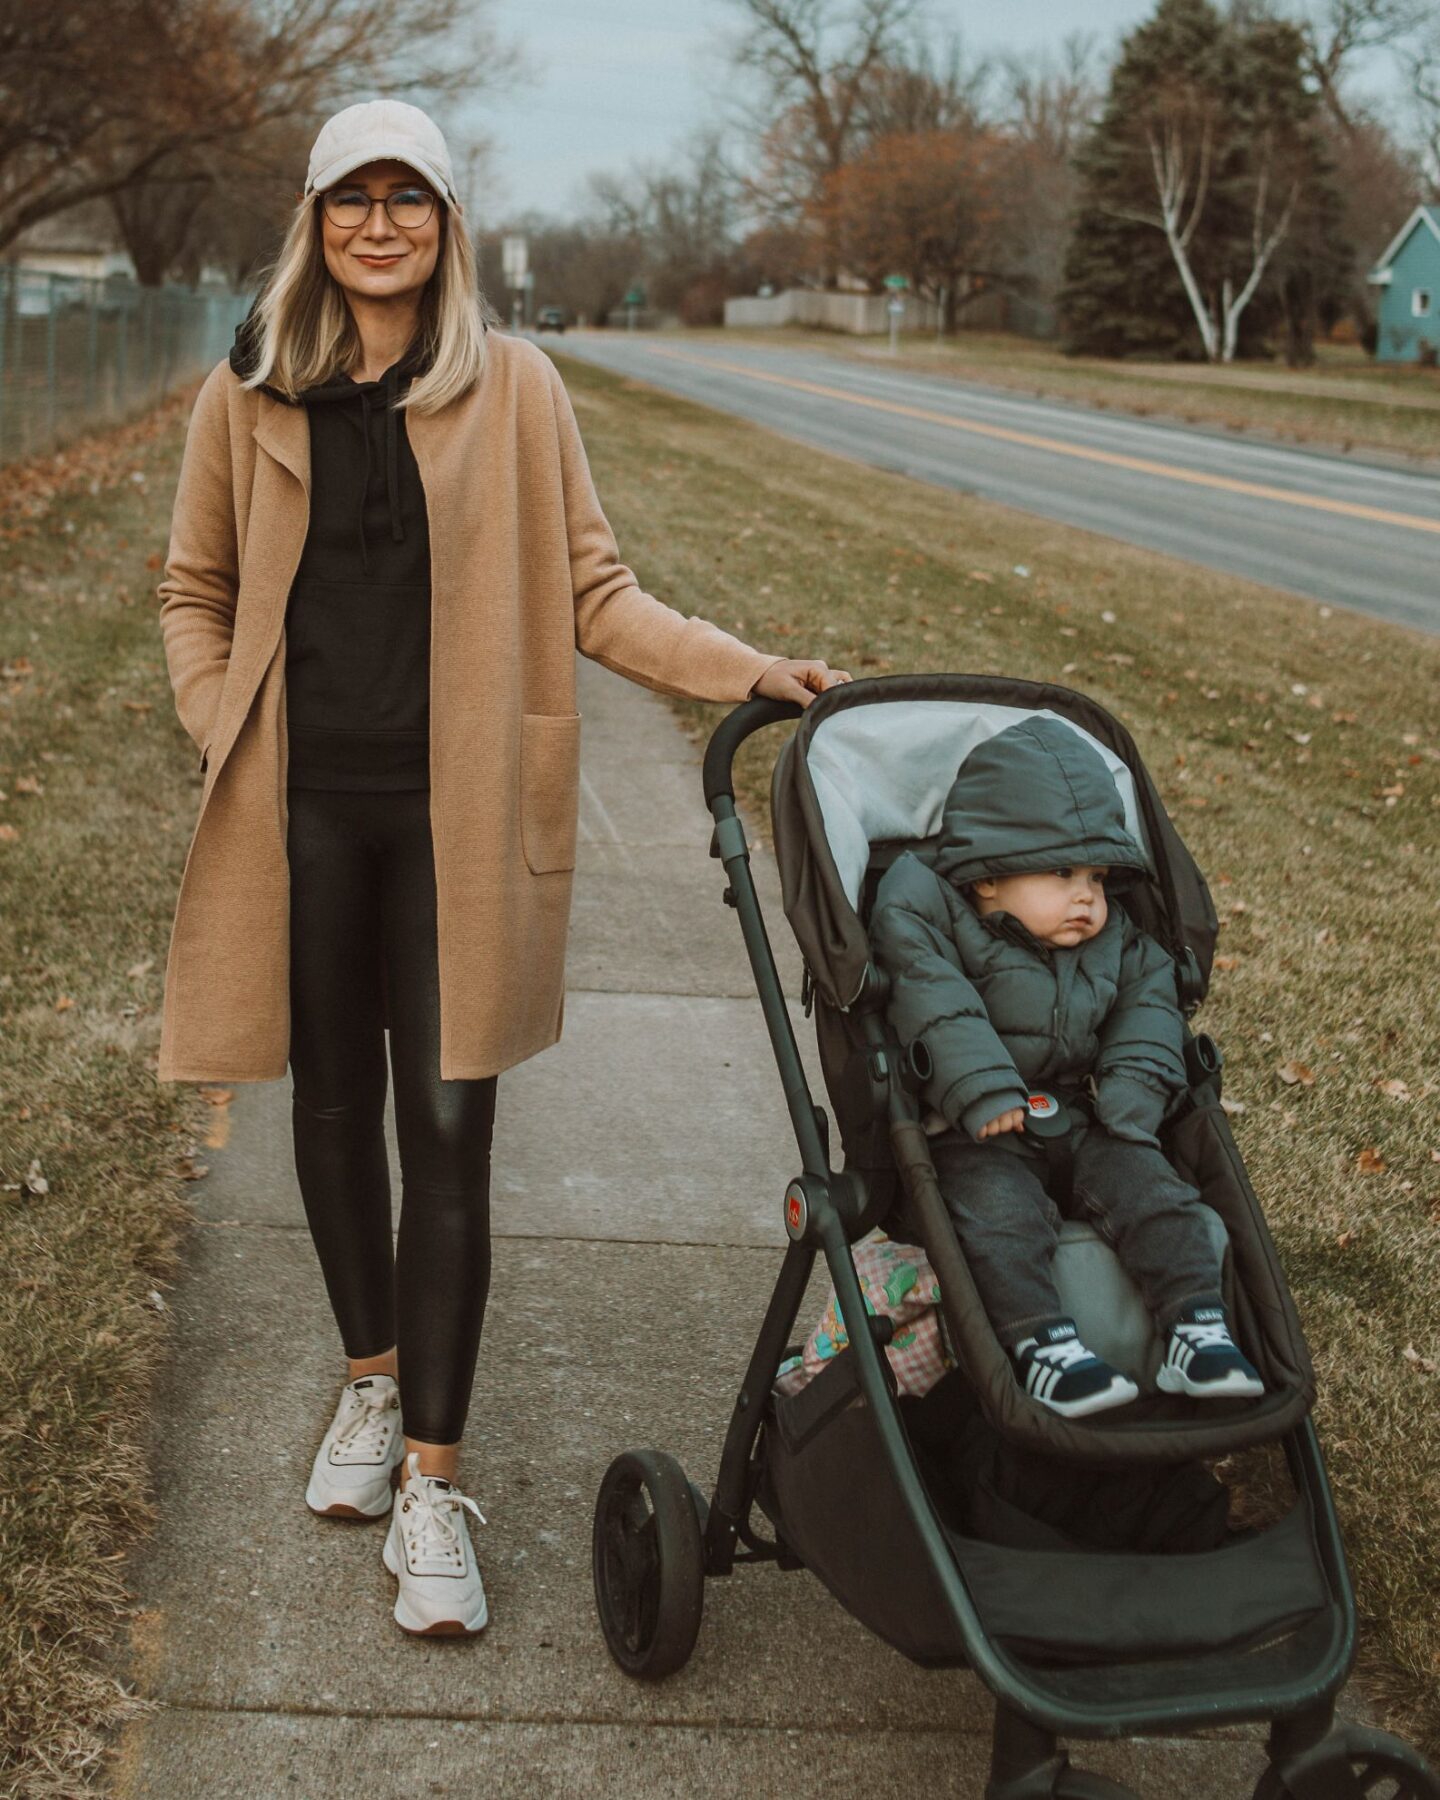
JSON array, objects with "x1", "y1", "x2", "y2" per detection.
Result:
[
  {"x1": 749, "y1": 659, "x2": 853, "y2": 707},
  {"x1": 978, "y1": 1106, "x2": 1027, "y2": 1140}
]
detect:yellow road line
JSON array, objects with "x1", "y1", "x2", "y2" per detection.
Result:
[{"x1": 641, "y1": 344, "x2": 1440, "y2": 538}]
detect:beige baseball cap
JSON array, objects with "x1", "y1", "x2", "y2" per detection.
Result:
[{"x1": 305, "y1": 99, "x2": 458, "y2": 207}]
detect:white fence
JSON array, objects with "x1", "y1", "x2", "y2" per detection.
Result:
[
  {"x1": 724, "y1": 285, "x2": 1051, "y2": 337},
  {"x1": 725, "y1": 289, "x2": 942, "y2": 333}
]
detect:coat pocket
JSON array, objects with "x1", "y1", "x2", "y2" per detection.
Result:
[{"x1": 518, "y1": 711, "x2": 581, "y2": 874}]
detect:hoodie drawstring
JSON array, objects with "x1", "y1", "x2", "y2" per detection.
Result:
[
  {"x1": 385, "y1": 363, "x2": 404, "y2": 546},
  {"x1": 358, "y1": 388, "x2": 372, "y2": 575},
  {"x1": 354, "y1": 374, "x2": 407, "y2": 577}
]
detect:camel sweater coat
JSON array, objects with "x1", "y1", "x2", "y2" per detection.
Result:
[{"x1": 156, "y1": 328, "x2": 787, "y2": 1083}]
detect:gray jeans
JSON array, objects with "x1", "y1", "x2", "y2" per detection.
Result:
[{"x1": 930, "y1": 1126, "x2": 1224, "y2": 1346}]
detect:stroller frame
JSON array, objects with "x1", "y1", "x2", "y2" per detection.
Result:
[{"x1": 590, "y1": 679, "x2": 1438, "y2": 1800}]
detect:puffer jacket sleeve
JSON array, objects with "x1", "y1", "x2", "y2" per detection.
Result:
[
  {"x1": 1092, "y1": 920, "x2": 1189, "y2": 1145},
  {"x1": 542, "y1": 353, "x2": 787, "y2": 703},
  {"x1": 869, "y1": 855, "x2": 1029, "y2": 1140},
  {"x1": 157, "y1": 360, "x2": 237, "y2": 765}
]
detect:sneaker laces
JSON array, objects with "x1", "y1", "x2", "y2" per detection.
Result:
[
  {"x1": 399, "y1": 1455, "x2": 486, "y2": 1573},
  {"x1": 1027, "y1": 1335, "x2": 1093, "y2": 1371},
  {"x1": 1172, "y1": 1318, "x2": 1235, "y2": 1353},
  {"x1": 333, "y1": 1382, "x2": 398, "y2": 1458}
]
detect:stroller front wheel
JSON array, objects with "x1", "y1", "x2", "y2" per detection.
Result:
[
  {"x1": 1254, "y1": 1726, "x2": 1440, "y2": 1799},
  {"x1": 592, "y1": 1448, "x2": 705, "y2": 1679}
]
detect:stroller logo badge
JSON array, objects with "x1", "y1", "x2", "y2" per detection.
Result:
[
  {"x1": 1027, "y1": 1092, "x2": 1059, "y2": 1118},
  {"x1": 784, "y1": 1181, "x2": 808, "y2": 1241}
]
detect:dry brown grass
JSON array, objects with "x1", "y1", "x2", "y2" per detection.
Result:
[
  {"x1": 0, "y1": 392, "x2": 213, "y2": 1795},
  {"x1": 552, "y1": 349, "x2": 1440, "y2": 1759},
  {"x1": 0, "y1": 349, "x2": 1433, "y2": 1791}
]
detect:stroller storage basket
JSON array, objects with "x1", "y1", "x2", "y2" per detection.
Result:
[{"x1": 758, "y1": 1346, "x2": 1338, "y2": 1674}]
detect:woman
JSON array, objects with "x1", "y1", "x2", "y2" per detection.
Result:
[{"x1": 156, "y1": 98, "x2": 851, "y2": 1638}]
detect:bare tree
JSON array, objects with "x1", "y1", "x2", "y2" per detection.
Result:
[
  {"x1": 997, "y1": 33, "x2": 1104, "y2": 316},
  {"x1": 1404, "y1": 15, "x2": 1440, "y2": 182},
  {"x1": 999, "y1": 32, "x2": 1103, "y2": 165},
  {"x1": 585, "y1": 134, "x2": 744, "y2": 320},
  {"x1": 1298, "y1": 0, "x2": 1432, "y2": 137},
  {"x1": 0, "y1": 0, "x2": 520, "y2": 259},
  {"x1": 852, "y1": 28, "x2": 990, "y2": 137},
  {"x1": 717, "y1": 0, "x2": 928, "y2": 273}
]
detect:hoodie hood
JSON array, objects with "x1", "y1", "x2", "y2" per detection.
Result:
[
  {"x1": 933, "y1": 715, "x2": 1149, "y2": 890},
  {"x1": 229, "y1": 300, "x2": 434, "y2": 575}
]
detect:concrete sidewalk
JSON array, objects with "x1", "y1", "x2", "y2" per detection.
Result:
[{"x1": 112, "y1": 656, "x2": 1284, "y2": 1799}]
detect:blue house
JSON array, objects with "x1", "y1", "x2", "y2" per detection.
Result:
[{"x1": 1367, "y1": 205, "x2": 1440, "y2": 363}]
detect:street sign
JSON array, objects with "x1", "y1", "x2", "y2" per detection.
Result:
[
  {"x1": 887, "y1": 293, "x2": 905, "y2": 356},
  {"x1": 622, "y1": 288, "x2": 645, "y2": 307},
  {"x1": 502, "y1": 235, "x2": 528, "y2": 284},
  {"x1": 883, "y1": 273, "x2": 909, "y2": 290}
]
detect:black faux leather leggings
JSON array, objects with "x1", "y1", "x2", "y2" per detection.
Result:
[{"x1": 286, "y1": 784, "x2": 498, "y2": 1445}]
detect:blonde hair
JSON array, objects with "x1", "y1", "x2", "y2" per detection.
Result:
[{"x1": 234, "y1": 188, "x2": 499, "y2": 413}]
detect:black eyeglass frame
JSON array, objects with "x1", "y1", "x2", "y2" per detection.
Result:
[{"x1": 319, "y1": 185, "x2": 440, "y2": 230}]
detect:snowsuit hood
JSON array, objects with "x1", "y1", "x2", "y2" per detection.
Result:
[{"x1": 933, "y1": 715, "x2": 1149, "y2": 892}]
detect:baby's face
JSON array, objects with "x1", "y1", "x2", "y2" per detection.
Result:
[{"x1": 972, "y1": 866, "x2": 1109, "y2": 947}]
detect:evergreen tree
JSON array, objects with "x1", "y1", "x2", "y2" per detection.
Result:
[{"x1": 1059, "y1": 0, "x2": 1342, "y2": 360}]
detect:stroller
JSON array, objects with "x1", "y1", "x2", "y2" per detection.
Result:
[{"x1": 589, "y1": 673, "x2": 1439, "y2": 1800}]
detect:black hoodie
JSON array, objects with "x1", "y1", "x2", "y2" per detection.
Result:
[{"x1": 229, "y1": 304, "x2": 436, "y2": 790}]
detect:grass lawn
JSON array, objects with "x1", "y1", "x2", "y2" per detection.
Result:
[
  {"x1": 552, "y1": 349, "x2": 1440, "y2": 1759},
  {"x1": 697, "y1": 325, "x2": 1440, "y2": 467},
  {"x1": 0, "y1": 395, "x2": 216, "y2": 1796},
  {"x1": 0, "y1": 350, "x2": 1435, "y2": 1790}
]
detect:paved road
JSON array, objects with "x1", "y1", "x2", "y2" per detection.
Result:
[{"x1": 549, "y1": 332, "x2": 1440, "y2": 635}]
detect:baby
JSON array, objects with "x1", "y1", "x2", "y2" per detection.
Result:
[{"x1": 869, "y1": 714, "x2": 1264, "y2": 1419}]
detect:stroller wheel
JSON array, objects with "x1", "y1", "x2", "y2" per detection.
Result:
[
  {"x1": 592, "y1": 1448, "x2": 704, "y2": 1679},
  {"x1": 1254, "y1": 1727, "x2": 1440, "y2": 1799}
]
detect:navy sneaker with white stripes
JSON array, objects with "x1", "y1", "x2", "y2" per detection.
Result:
[
  {"x1": 1010, "y1": 1318, "x2": 1141, "y2": 1418},
  {"x1": 1156, "y1": 1303, "x2": 1265, "y2": 1399}
]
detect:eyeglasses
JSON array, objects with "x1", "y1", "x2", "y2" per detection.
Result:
[{"x1": 321, "y1": 186, "x2": 437, "y2": 231}]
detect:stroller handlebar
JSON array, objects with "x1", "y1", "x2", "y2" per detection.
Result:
[{"x1": 702, "y1": 696, "x2": 803, "y2": 809}]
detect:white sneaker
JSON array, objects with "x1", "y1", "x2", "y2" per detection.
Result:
[
  {"x1": 382, "y1": 1452, "x2": 489, "y2": 1636},
  {"x1": 305, "y1": 1374, "x2": 404, "y2": 1519}
]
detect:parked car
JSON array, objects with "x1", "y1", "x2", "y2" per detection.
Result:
[{"x1": 535, "y1": 306, "x2": 567, "y2": 333}]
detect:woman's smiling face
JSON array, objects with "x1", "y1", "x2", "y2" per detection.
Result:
[{"x1": 318, "y1": 158, "x2": 442, "y2": 303}]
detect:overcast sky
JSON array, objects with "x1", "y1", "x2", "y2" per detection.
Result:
[{"x1": 464, "y1": 0, "x2": 1401, "y2": 224}]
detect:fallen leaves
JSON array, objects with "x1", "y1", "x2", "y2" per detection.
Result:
[
  {"x1": 1401, "y1": 1343, "x2": 1437, "y2": 1376},
  {"x1": 1356, "y1": 1147, "x2": 1388, "y2": 1175},
  {"x1": 0, "y1": 1158, "x2": 49, "y2": 1196},
  {"x1": 1277, "y1": 1060, "x2": 1316, "y2": 1087}
]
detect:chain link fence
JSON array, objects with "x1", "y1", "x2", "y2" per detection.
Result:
[{"x1": 0, "y1": 267, "x2": 251, "y2": 466}]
